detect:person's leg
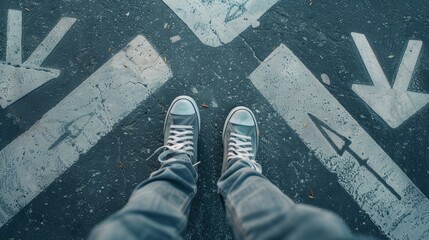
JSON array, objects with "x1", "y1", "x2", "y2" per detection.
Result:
[
  {"x1": 89, "y1": 157, "x2": 197, "y2": 240},
  {"x1": 218, "y1": 107, "x2": 352, "y2": 240},
  {"x1": 89, "y1": 96, "x2": 201, "y2": 240},
  {"x1": 218, "y1": 160, "x2": 352, "y2": 240}
]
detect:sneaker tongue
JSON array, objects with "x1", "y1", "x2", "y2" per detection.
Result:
[{"x1": 172, "y1": 114, "x2": 197, "y2": 126}]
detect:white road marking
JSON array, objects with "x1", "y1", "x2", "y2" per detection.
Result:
[
  {"x1": 249, "y1": 44, "x2": 429, "y2": 240},
  {"x1": 0, "y1": 10, "x2": 76, "y2": 109},
  {"x1": 162, "y1": 0, "x2": 280, "y2": 47},
  {"x1": 6, "y1": 10, "x2": 22, "y2": 64},
  {"x1": 0, "y1": 35, "x2": 172, "y2": 228},
  {"x1": 0, "y1": 64, "x2": 60, "y2": 108},
  {"x1": 24, "y1": 17, "x2": 76, "y2": 66},
  {"x1": 351, "y1": 32, "x2": 429, "y2": 128}
]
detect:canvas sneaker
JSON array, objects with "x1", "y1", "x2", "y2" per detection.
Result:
[
  {"x1": 222, "y1": 107, "x2": 261, "y2": 174},
  {"x1": 147, "y1": 96, "x2": 201, "y2": 168}
]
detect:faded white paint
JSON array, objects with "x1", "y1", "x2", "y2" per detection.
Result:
[
  {"x1": 0, "y1": 10, "x2": 76, "y2": 108},
  {"x1": 6, "y1": 10, "x2": 22, "y2": 64},
  {"x1": 24, "y1": 17, "x2": 76, "y2": 66},
  {"x1": 162, "y1": 0, "x2": 280, "y2": 47},
  {"x1": 0, "y1": 63, "x2": 60, "y2": 107},
  {"x1": 351, "y1": 32, "x2": 429, "y2": 128},
  {"x1": 0, "y1": 35, "x2": 172, "y2": 227},
  {"x1": 249, "y1": 44, "x2": 429, "y2": 240}
]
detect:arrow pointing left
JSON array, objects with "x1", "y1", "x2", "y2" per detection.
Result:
[
  {"x1": 0, "y1": 9, "x2": 76, "y2": 109},
  {"x1": 0, "y1": 35, "x2": 172, "y2": 227}
]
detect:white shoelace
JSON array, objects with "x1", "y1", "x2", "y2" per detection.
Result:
[
  {"x1": 147, "y1": 125, "x2": 200, "y2": 167},
  {"x1": 227, "y1": 132, "x2": 260, "y2": 171}
]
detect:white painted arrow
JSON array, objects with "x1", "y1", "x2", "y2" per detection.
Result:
[
  {"x1": 249, "y1": 44, "x2": 429, "y2": 239},
  {"x1": 162, "y1": 0, "x2": 280, "y2": 47},
  {"x1": 0, "y1": 35, "x2": 172, "y2": 228},
  {"x1": 351, "y1": 32, "x2": 429, "y2": 128},
  {"x1": 0, "y1": 9, "x2": 76, "y2": 108}
]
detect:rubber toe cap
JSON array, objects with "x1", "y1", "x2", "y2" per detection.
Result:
[
  {"x1": 170, "y1": 99, "x2": 196, "y2": 115},
  {"x1": 230, "y1": 109, "x2": 255, "y2": 126}
]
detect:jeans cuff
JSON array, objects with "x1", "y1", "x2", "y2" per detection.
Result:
[{"x1": 228, "y1": 159, "x2": 262, "y2": 173}]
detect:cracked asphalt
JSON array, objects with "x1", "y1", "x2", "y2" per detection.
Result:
[{"x1": 0, "y1": 0, "x2": 428, "y2": 239}]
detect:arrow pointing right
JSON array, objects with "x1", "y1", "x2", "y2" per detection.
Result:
[{"x1": 351, "y1": 32, "x2": 429, "y2": 128}]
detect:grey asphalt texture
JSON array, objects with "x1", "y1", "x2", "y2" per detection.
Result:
[{"x1": 0, "y1": 0, "x2": 428, "y2": 239}]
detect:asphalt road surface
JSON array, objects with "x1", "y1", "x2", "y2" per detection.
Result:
[{"x1": 0, "y1": 0, "x2": 428, "y2": 239}]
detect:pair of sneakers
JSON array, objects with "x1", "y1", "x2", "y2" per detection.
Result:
[{"x1": 153, "y1": 95, "x2": 261, "y2": 174}]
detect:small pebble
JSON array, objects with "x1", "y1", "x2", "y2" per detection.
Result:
[
  {"x1": 170, "y1": 35, "x2": 181, "y2": 43},
  {"x1": 252, "y1": 20, "x2": 260, "y2": 28},
  {"x1": 191, "y1": 87, "x2": 198, "y2": 94},
  {"x1": 321, "y1": 73, "x2": 331, "y2": 85}
]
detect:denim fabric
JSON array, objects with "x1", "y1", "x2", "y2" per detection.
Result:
[
  {"x1": 89, "y1": 158, "x2": 372, "y2": 240},
  {"x1": 217, "y1": 160, "x2": 355, "y2": 240},
  {"x1": 88, "y1": 156, "x2": 197, "y2": 240}
]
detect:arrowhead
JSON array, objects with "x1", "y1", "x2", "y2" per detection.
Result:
[
  {"x1": 352, "y1": 84, "x2": 429, "y2": 128},
  {"x1": 0, "y1": 62, "x2": 60, "y2": 108},
  {"x1": 308, "y1": 114, "x2": 351, "y2": 155}
]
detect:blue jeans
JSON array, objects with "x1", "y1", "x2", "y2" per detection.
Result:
[{"x1": 89, "y1": 158, "x2": 363, "y2": 240}]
